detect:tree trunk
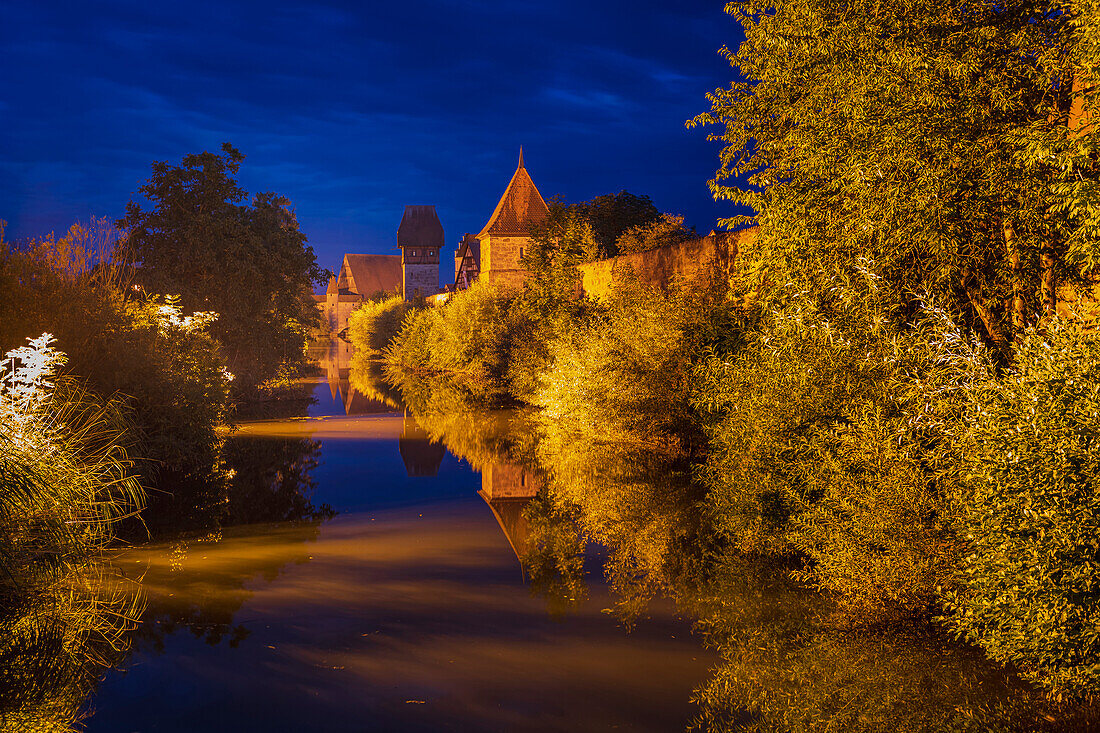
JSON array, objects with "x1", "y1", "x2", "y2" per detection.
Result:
[
  {"x1": 963, "y1": 268, "x2": 1012, "y2": 362},
  {"x1": 1004, "y1": 218, "x2": 1026, "y2": 333},
  {"x1": 1040, "y1": 243, "x2": 1057, "y2": 325}
]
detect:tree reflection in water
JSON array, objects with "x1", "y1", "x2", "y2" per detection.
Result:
[
  {"x1": 124, "y1": 522, "x2": 325, "y2": 654},
  {"x1": 0, "y1": 567, "x2": 143, "y2": 731},
  {"x1": 128, "y1": 432, "x2": 332, "y2": 653},
  {"x1": 388, "y1": 368, "x2": 1093, "y2": 732},
  {"x1": 223, "y1": 435, "x2": 332, "y2": 526},
  {"x1": 386, "y1": 368, "x2": 590, "y2": 617}
]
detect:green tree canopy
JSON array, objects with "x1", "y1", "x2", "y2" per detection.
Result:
[
  {"x1": 574, "y1": 190, "x2": 661, "y2": 257},
  {"x1": 116, "y1": 143, "x2": 325, "y2": 390},
  {"x1": 615, "y1": 213, "x2": 696, "y2": 255},
  {"x1": 691, "y1": 0, "x2": 1099, "y2": 361},
  {"x1": 527, "y1": 191, "x2": 662, "y2": 267}
]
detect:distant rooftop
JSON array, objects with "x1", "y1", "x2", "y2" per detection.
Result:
[
  {"x1": 340, "y1": 253, "x2": 402, "y2": 295},
  {"x1": 397, "y1": 205, "x2": 444, "y2": 248}
]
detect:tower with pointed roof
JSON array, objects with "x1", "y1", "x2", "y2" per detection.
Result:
[
  {"x1": 397, "y1": 205, "x2": 444, "y2": 300},
  {"x1": 475, "y1": 148, "x2": 549, "y2": 289}
]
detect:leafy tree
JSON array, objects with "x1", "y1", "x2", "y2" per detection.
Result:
[
  {"x1": 524, "y1": 201, "x2": 603, "y2": 278},
  {"x1": 116, "y1": 144, "x2": 326, "y2": 390},
  {"x1": 1012, "y1": 4, "x2": 1100, "y2": 273},
  {"x1": 689, "y1": 0, "x2": 1100, "y2": 696},
  {"x1": 944, "y1": 322, "x2": 1100, "y2": 701},
  {"x1": 575, "y1": 190, "x2": 661, "y2": 256},
  {"x1": 346, "y1": 295, "x2": 410, "y2": 357},
  {"x1": 526, "y1": 191, "x2": 661, "y2": 269},
  {"x1": 615, "y1": 213, "x2": 697, "y2": 255},
  {"x1": 690, "y1": 0, "x2": 1097, "y2": 360}
]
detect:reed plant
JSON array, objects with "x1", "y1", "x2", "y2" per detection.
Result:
[{"x1": 0, "y1": 334, "x2": 146, "y2": 731}]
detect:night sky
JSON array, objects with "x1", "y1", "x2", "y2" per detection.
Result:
[{"x1": 1, "y1": 1, "x2": 744, "y2": 277}]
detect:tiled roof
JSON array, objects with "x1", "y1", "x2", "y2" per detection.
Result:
[
  {"x1": 325, "y1": 275, "x2": 339, "y2": 296},
  {"x1": 476, "y1": 153, "x2": 549, "y2": 239},
  {"x1": 397, "y1": 205, "x2": 444, "y2": 249},
  {"x1": 341, "y1": 254, "x2": 402, "y2": 296}
]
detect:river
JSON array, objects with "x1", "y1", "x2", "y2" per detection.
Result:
[
  {"x1": 65, "y1": 339, "x2": 1096, "y2": 732},
  {"x1": 79, "y1": 342, "x2": 715, "y2": 732}
]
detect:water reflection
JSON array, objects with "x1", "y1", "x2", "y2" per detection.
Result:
[
  {"x1": 223, "y1": 435, "x2": 333, "y2": 525},
  {"x1": 126, "y1": 522, "x2": 324, "y2": 653},
  {"x1": 318, "y1": 337, "x2": 398, "y2": 414},
  {"x1": 0, "y1": 567, "x2": 142, "y2": 731},
  {"x1": 87, "y1": 507, "x2": 709, "y2": 732},
  {"x1": 76, "y1": 353, "x2": 712, "y2": 732},
  {"x1": 398, "y1": 412, "x2": 446, "y2": 477},
  {"x1": 478, "y1": 461, "x2": 541, "y2": 571},
  {"x1": 388, "y1": 367, "x2": 1098, "y2": 731}
]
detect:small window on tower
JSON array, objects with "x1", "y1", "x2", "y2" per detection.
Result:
[
  {"x1": 519, "y1": 247, "x2": 524, "y2": 260},
  {"x1": 411, "y1": 250, "x2": 417, "y2": 256},
  {"x1": 429, "y1": 250, "x2": 434, "y2": 256}
]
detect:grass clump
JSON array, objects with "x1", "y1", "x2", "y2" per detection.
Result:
[{"x1": 0, "y1": 335, "x2": 145, "y2": 731}]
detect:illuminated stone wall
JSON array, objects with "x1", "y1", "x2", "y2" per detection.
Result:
[
  {"x1": 481, "y1": 235, "x2": 532, "y2": 290},
  {"x1": 577, "y1": 227, "x2": 754, "y2": 301}
]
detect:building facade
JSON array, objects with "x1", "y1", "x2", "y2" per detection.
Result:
[
  {"x1": 324, "y1": 253, "x2": 403, "y2": 335},
  {"x1": 453, "y1": 233, "x2": 481, "y2": 290}
]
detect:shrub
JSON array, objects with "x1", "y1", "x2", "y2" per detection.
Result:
[
  {"x1": 346, "y1": 295, "x2": 408, "y2": 357},
  {"x1": 694, "y1": 271, "x2": 984, "y2": 621},
  {"x1": 385, "y1": 280, "x2": 527, "y2": 402},
  {"x1": 944, "y1": 321, "x2": 1100, "y2": 701},
  {"x1": 535, "y1": 274, "x2": 730, "y2": 466}
]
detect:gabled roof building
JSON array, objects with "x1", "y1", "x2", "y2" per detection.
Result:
[{"x1": 472, "y1": 148, "x2": 549, "y2": 289}]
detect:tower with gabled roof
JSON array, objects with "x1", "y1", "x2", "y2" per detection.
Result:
[
  {"x1": 475, "y1": 148, "x2": 549, "y2": 288},
  {"x1": 397, "y1": 205, "x2": 444, "y2": 300}
]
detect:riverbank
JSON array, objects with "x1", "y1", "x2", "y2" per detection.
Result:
[{"x1": 361, "y1": 262, "x2": 1100, "y2": 716}]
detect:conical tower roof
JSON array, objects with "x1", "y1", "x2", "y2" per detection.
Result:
[{"x1": 475, "y1": 149, "x2": 549, "y2": 240}]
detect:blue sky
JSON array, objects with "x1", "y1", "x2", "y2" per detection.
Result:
[{"x1": 1, "y1": 1, "x2": 744, "y2": 275}]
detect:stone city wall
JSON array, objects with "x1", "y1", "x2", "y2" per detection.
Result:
[{"x1": 577, "y1": 227, "x2": 755, "y2": 300}]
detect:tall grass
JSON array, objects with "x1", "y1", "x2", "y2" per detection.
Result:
[{"x1": 0, "y1": 334, "x2": 146, "y2": 731}]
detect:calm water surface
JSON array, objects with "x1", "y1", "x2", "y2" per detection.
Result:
[{"x1": 83, "y1": 354, "x2": 715, "y2": 732}]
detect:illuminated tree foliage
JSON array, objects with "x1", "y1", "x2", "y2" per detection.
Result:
[
  {"x1": 944, "y1": 322, "x2": 1100, "y2": 700},
  {"x1": 616, "y1": 214, "x2": 697, "y2": 255},
  {"x1": 684, "y1": 0, "x2": 1100, "y2": 702},
  {"x1": 690, "y1": 0, "x2": 1099, "y2": 359}
]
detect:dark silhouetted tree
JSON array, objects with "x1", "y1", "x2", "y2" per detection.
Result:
[{"x1": 116, "y1": 143, "x2": 325, "y2": 391}]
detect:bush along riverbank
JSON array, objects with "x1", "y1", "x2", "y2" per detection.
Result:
[
  {"x1": 362, "y1": 3, "x2": 1100, "y2": 710},
  {"x1": 356, "y1": 214, "x2": 1100, "y2": 715}
]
